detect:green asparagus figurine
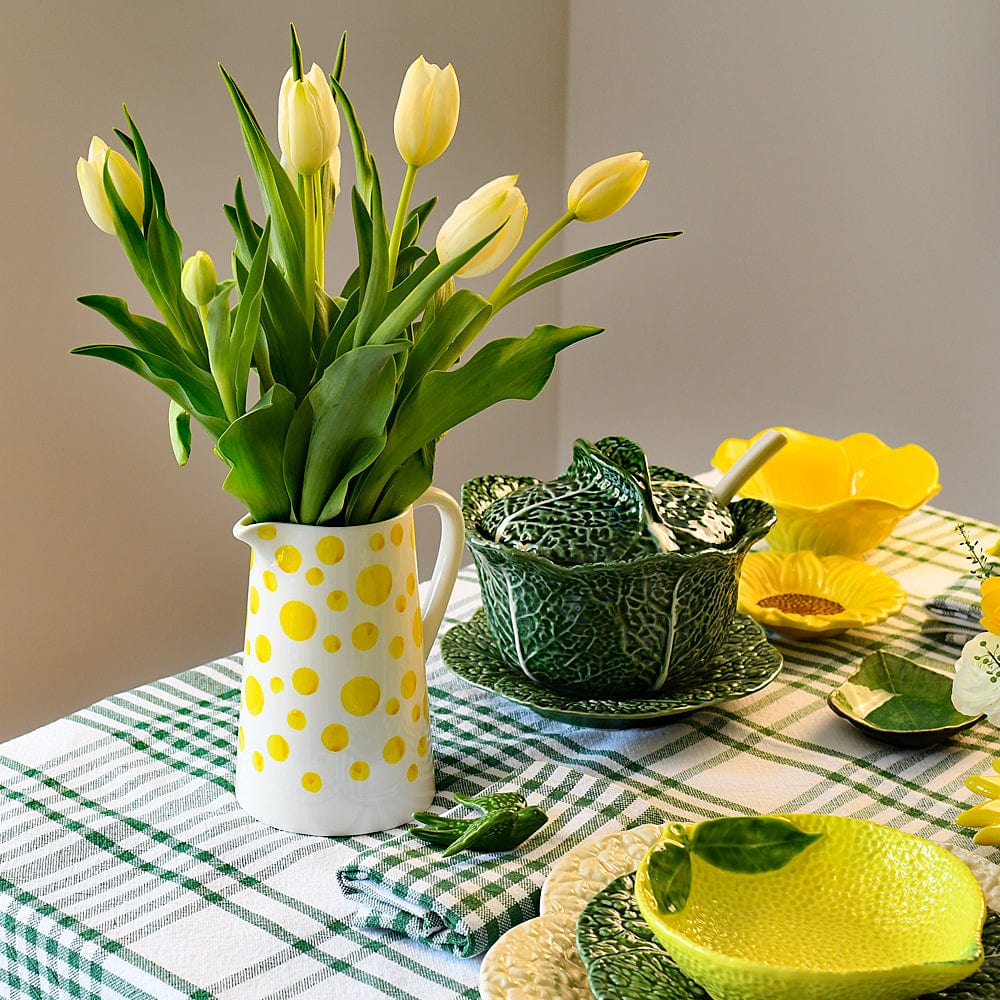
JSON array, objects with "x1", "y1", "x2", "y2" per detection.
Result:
[{"x1": 410, "y1": 792, "x2": 548, "y2": 857}]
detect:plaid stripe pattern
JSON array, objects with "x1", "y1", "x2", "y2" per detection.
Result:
[
  {"x1": 922, "y1": 566, "x2": 997, "y2": 648},
  {"x1": 1, "y1": 506, "x2": 998, "y2": 997}
]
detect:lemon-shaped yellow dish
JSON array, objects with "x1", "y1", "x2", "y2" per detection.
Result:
[
  {"x1": 738, "y1": 550, "x2": 906, "y2": 639},
  {"x1": 634, "y1": 814, "x2": 986, "y2": 1000},
  {"x1": 712, "y1": 428, "x2": 940, "y2": 557}
]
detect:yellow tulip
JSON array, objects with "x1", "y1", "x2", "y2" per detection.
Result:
[
  {"x1": 277, "y1": 63, "x2": 340, "y2": 176},
  {"x1": 567, "y1": 151, "x2": 649, "y2": 222},
  {"x1": 181, "y1": 251, "x2": 218, "y2": 307},
  {"x1": 393, "y1": 55, "x2": 460, "y2": 167},
  {"x1": 76, "y1": 136, "x2": 144, "y2": 235},
  {"x1": 982, "y1": 577, "x2": 1000, "y2": 635},
  {"x1": 436, "y1": 175, "x2": 528, "y2": 278}
]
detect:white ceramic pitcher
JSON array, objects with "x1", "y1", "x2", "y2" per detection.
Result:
[{"x1": 232, "y1": 487, "x2": 464, "y2": 836}]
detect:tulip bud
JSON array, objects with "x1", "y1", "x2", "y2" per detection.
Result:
[
  {"x1": 181, "y1": 251, "x2": 218, "y2": 307},
  {"x1": 277, "y1": 63, "x2": 340, "y2": 176},
  {"x1": 567, "y1": 152, "x2": 649, "y2": 222},
  {"x1": 76, "y1": 136, "x2": 144, "y2": 235},
  {"x1": 394, "y1": 55, "x2": 460, "y2": 167},
  {"x1": 436, "y1": 175, "x2": 528, "y2": 278}
]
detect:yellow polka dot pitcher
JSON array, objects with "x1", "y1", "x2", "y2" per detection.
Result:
[{"x1": 233, "y1": 487, "x2": 464, "y2": 835}]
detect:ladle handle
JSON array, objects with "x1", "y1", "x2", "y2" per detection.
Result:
[{"x1": 712, "y1": 429, "x2": 788, "y2": 506}]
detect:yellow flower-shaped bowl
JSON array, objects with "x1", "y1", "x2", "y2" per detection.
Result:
[
  {"x1": 712, "y1": 428, "x2": 940, "y2": 557},
  {"x1": 634, "y1": 814, "x2": 986, "y2": 1000},
  {"x1": 738, "y1": 551, "x2": 907, "y2": 640}
]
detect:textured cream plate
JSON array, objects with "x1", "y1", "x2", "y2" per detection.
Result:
[
  {"x1": 479, "y1": 827, "x2": 1000, "y2": 1000},
  {"x1": 479, "y1": 824, "x2": 662, "y2": 1000}
]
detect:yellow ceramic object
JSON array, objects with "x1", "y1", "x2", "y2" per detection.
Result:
[
  {"x1": 738, "y1": 550, "x2": 907, "y2": 640},
  {"x1": 635, "y1": 814, "x2": 986, "y2": 1000},
  {"x1": 957, "y1": 759, "x2": 1000, "y2": 845},
  {"x1": 712, "y1": 428, "x2": 940, "y2": 557}
]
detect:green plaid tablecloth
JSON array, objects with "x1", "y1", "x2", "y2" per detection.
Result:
[{"x1": 2, "y1": 506, "x2": 999, "y2": 999}]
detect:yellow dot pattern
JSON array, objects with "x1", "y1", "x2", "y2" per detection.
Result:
[
  {"x1": 238, "y1": 514, "x2": 433, "y2": 807},
  {"x1": 356, "y1": 565, "x2": 393, "y2": 606},
  {"x1": 321, "y1": 723, "x2": 349, "y2": 752},
  {"x1": 293, "y1": 667, "x2": 319, "y2": 695},
  {"x1": 383, "y1": 737, "x2": 405, "y2": 764},
  {"x1": 267, "y1": 734, "x2": 289, "y2": 761},
  {"x1": 245, "y1": 676, "x2": 264, "y2": 716},
  {"x1": 281, "y1": 601, "x2": 317, "y2": 641},
  {"x1": 316, "y1": 536, "x2": 345, "y2": 565},
  {"x1": 352, "y1": 622, "x2": 379, "y2": 651},
  {"x1": 341, "y1": 676, "x2": 380, "y2": 716},
  {"x1": 276, "y1": 545, "x2": 302, "y2": 573},
  {"x1": 401, "y1": 670, "x2": 417, "y2": 700}
]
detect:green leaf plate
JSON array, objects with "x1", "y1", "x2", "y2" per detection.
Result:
[
  {"x1": 577, "y1": 872, "x2": 1000, "y2": 1000},
  {"x1": 827, "y1": 651, "x2": 983, "y2": 748},
  {"x1": 440, "y1": 609, "x2": 782, "y2": 729}
]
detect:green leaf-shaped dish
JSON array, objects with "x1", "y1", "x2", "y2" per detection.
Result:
[
  {"x1": 828, "y1": 651, "x2": 983, "y2": 748},
  {"x1": 577, "y1": 873, "x2": 1000, "y2": 1000}
]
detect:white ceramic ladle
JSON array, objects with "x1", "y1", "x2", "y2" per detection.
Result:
[{"x1": 711, "y1": 428, "x2": 788, "y2": 505}]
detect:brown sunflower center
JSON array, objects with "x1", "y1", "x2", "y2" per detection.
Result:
[{"x1": 757, "y1": 592, "x2": 845, "y2": 615}]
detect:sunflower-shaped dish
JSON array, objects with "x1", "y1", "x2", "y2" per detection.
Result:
[
  {"x1": 712, "y1": 427, "x2": 940, "y2": 557},
  {"x1": 738, "y1": 550, "x2": 907, "y2": 640}
]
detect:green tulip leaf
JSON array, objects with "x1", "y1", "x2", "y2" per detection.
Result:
[
  {"x1": 353, "y1": 165, "x2": 390, "y2": 347},
  {"x1": 690, "y1": 816, "x2": 823, "y2": 874},
  {"x1": 231, "y1": 218, "x2": 271, "y2": 412},
  {"x1": 400, "y1": 196, "x2": 438, "y2": 249},
  {"x1": 77, "y1": 295, "x2": 194, "y2": 373},
  {"x1": 216, "y1": 385, "x2": 296, "y2": 522},
  {"x1": 168, "y1": 400, "x2": 192, "y2": 467},
  {"x1": 220, "y1": 64, "x2": 305, "y2": 297},
  {"x1": 364, "y1": 442, "x2": 436, "y2": 525},
  {"x1": 349, "y1": 322, "x2": 602, "y2": 521},
  {"x1": 328, "y1": 75, "x2": 374, "y2": 209},
  {"x1": 365, "y1": 229, "x2": 501, "y2": 348},
  {"x1": 71, "y1": 343, "x2": 227, "y2": 440},
  {"x1": 286, "y1": 344, "x2": 403, "y2": 525},
  {"x1": 400, "y1": 289, "x2": 492, "y2": 400},
  {"x1": 493, "y1": 232, "x2": 682, "y2": 309},
  {"x1": 645, "y1": 837, "x2": 693, "y2": 916}
]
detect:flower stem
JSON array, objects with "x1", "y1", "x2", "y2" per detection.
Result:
[
  {"x1": 488, "y1": 210, "x2": 575, "y2": 308},
  {"x1": 303, "y1": 174, "x2": 317, "y2": 330},
  {"x1": 388, "y1": 163, "x2": 418, "y2": 283}
]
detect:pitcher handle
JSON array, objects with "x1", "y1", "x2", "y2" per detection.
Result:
[{"x1": 414, "y1": 486, "x2": 465, "y2": 658}]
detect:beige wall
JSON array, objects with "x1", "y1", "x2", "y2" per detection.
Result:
[
  {"x1": 558, "y1": 0, "x2": 1000, "y2": 521},
  {"x1": 4, "y1": 2, "x2": 997, "y2": 742},
  {"x1": 0, "y1": 1, "x2": 568, "y2": 741}
]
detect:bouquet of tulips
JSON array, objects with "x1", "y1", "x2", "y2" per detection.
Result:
[{"x1": 75, "y1": 27, "x2": 677, "y2": 526}]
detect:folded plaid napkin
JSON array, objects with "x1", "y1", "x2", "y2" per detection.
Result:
[
  {"x1": 922, "y1": 570, "x2": 991, "y2": 647},
  {"x1": 337, "y1": 760, "x2": 664, "y2": 957}
]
